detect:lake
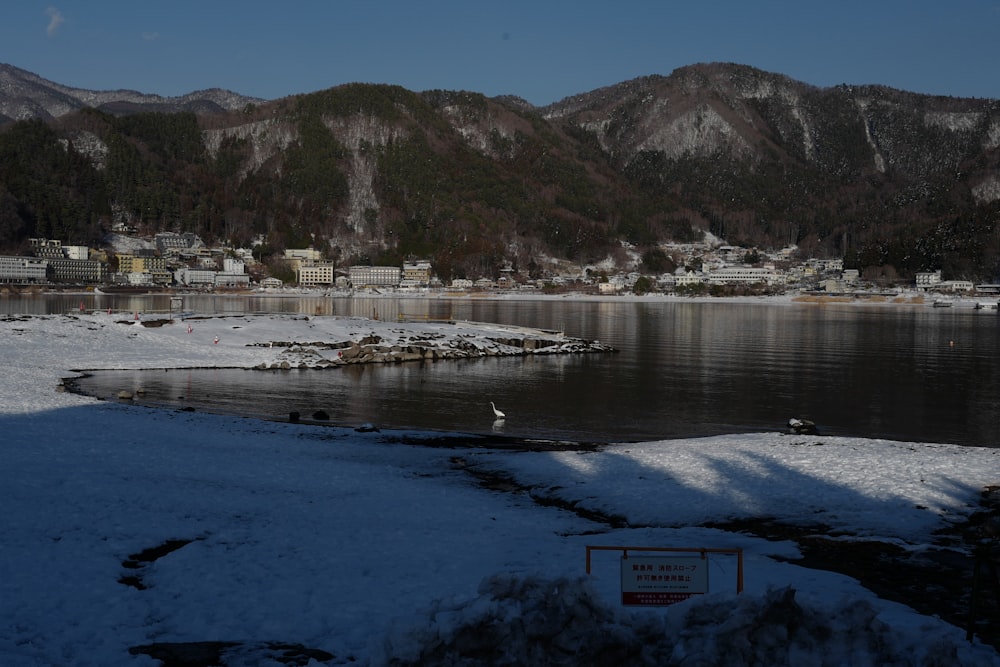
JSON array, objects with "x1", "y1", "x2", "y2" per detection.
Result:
[{"x1": 11, "y1": 293, "x2": 1000, "y2": 446}]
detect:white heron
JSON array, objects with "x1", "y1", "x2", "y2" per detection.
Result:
[{"x1": 490, "y1": 401, "x2": 506, "y2": 419}]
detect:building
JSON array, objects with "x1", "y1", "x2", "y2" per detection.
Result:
[
  {"x1": 223, "y1": 258, "x2": 245, "y2": 274},
  {"x1": 915, "y1": 270, "x2": 943, "y2": 288},
  {"x1": 29, "y1": 238, "x2": 64, "y2": 259},
  {"x1": 402, "y1": 260, "x2": 432, "y2": 287},
  {"x1": 284, "y1": 248, "x2": 322, "y2": 262},
  {"x1": 298, "y1": 264, "x2": 335, "y2": 286},
  {"x1": 116, "y1": 254, "x2": 169, "y2": 284},
  {"x1": 675, "y1": 271, "x2": 705, "y2": 288},
  {"x1": 349, "y1": 265, "x2": 401, "y2": 288},
  {"x1": 63, "y1": 245, "x2": 90, "y2": 261},
  {"x1": 175, "y1": 268, "x2": 217, "y2": 287},
  {"x1": 0, "y1": 256, "x2": 48, "y2": 283},
  {"x1": 155, "y1": 232, "x2": 201, "y2": 255},
  {"x1": 47, "y1": 257, "x2": 106, "y2": 283},
  {"x1": 706, "y1": 266, "x2": 784, "y2": 285}
]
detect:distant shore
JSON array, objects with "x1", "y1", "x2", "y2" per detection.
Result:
[{"x1": 6, "y1": 283, "x2": 1000, "y2": 310}]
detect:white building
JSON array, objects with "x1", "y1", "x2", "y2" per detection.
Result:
[
  {"x1": 215, "y1": 272, "x2": 250, "y2": 288},
  {"x1": 349, "y1": 265, "x2": 401, "y2": 288},
  {"x1": 223, "y1": 258, "x2": 246, "y2": 274},
  {"x1": 707, "y1": 266, "x2": 784, "y2": 285},
  {"x1": 675, "y1": 271, "x2": 705, "y2": 287},
  {"x1": 175, "y1": 268, "x2": 217, "y2": 287},
  {"x1": 915, "y1": 270, "x2": 943, "y2": 288},
  {"x1": 0, "y1": 256, "x2": 48, "y2": 283},
  {"x1": 63, "y1": 245, "x2": 90, "y2": 261}
]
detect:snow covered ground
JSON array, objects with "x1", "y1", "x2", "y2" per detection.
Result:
[{"x1": 2, "y1": 310, "x2": 1000, "y2": 665}]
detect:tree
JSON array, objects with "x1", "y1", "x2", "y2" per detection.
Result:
[{"x1": 632, "y1": 275, "x2": 654, "y2": 295}]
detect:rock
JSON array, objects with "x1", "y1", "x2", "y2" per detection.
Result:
[{"x1": 788, "y1": 418, "x2": 819, "y2": 435}]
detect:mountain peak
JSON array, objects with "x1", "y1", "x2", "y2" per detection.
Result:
[{"x1": 0, "y1": 63, "x2": 263, "y2": 123}]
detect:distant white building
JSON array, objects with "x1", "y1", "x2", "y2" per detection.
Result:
[
  {"x1": 223, "y1": 257, "x2": 246, "y2": 274},
  {"x1": 349, "y1": 265, "x2": 401, "y2": 288},
  {"x1": 0, "y1": 256, "x2": 48, "y2": 283},
  {"x1": 215, "y1": 272, "x2": 250, "y2": 288},
  {"x1": 63, "y1": 245, "x2": 90, "y2": 261},
  {"x1": 707, "y1": 266, "x2": 784, "y2": 285},
  {"x1": 915, "y1": 270, "x2": 943, "y2": 288},
  {"x1": 175, "y1": 268, "x2": 216, "y2": 287},
  {"x1": 675, "y1": 271, "x2": 705, "y2": 287}
]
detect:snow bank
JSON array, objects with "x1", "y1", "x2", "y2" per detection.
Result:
[{"x1": 1, "y1": 313, "x2": 998, "y2": 665}]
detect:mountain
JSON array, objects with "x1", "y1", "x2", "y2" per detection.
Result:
[
  {"x1": 0, "y1": 63, "x2": 262, "y2": 123},
  {"x1": 1, "y1": 62, "x2": 998, "y2": 283}
]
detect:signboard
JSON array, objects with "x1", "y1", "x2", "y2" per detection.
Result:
[{"x1": 620, "y1": 555, "x2": 709, "y2": 606}]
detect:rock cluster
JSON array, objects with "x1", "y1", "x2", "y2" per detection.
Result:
[{"x1": 251, "y1": 332, "x2": 615, "y2": 370}]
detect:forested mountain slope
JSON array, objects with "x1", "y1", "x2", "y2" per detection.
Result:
[{"x1": 1, "y1": 62, "x2": 998, "y2": 281}]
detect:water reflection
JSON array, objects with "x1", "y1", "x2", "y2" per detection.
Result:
[{"x1": 21, "y1": 294, "x2": 1000, "y2": 446}]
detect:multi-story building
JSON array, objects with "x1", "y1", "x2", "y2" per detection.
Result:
[
  {"x1": 155, "y1": 232, "x2": 201, "y2": 255},
  {"x1": 175, "y1": 268, "x2": 217, "y2": 287},
  {"x1": 0, "y1": 256, "x2": 48, "y2": 283},
  {"x1": 915, "y1": 270, "x2": 943, "y2": 288},
  {"x1": 402, "y1": 260, "x2": 432, "y2": 286},
  {"x1": 349, "y1": 265, "x2": 401, "y2": 288},
  {"x1": 298, "y1": 264, "x2": 334, "y2": 286},
  {"x1": 30, "y1": 238, "x2": 65, "y2": 259},
  {"x1": 706, "y1": 266, "x2": 784, "y2": 286},
  {"x1": 47, "y1": 258, "x2": 106, "y2": 283}
]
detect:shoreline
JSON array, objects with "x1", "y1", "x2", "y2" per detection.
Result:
[{"x1": 4, "y1": 282, "x2": 992, "y2": 306}]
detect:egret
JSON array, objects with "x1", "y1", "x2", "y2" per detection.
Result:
[{"x1": 490, "y1": 401, "x2": 506, "y2": 419}]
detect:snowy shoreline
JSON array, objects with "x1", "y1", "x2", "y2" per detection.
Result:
[{"x1": 3, "y1": 312, "x2": 1000, "y2": 665}]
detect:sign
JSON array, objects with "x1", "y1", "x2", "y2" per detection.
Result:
[{"x1": 620, "y1": 555, "x2": 709, "y2": 606}]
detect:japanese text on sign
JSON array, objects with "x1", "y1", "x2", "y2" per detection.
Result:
[{"x1": 621, "y1": 556, "x2": 709, "y2": 606}]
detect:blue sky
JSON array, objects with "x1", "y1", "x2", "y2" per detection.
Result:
[{"x1": 4, "y1": 1, "x2": 999, "y2": 105}]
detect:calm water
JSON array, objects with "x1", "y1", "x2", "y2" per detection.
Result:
[{"x1": 24, "y1": 293, "x2": 997, "y2": 447}]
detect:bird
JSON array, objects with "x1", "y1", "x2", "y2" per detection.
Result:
[{"x1": 490, "y1": 401, "x2": 506, "y2": 420}]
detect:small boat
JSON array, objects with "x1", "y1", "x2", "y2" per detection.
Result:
[
  {"x1": 974, "y1": 301, "x2": 999, "y2": 311},
  {"x1": 932, "y1": 300, "x2": 953, "y2": 308}
]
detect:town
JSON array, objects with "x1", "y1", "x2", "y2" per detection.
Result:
[{"x1": 0, "y1": 232, "x2": 994, "y2": 299}]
